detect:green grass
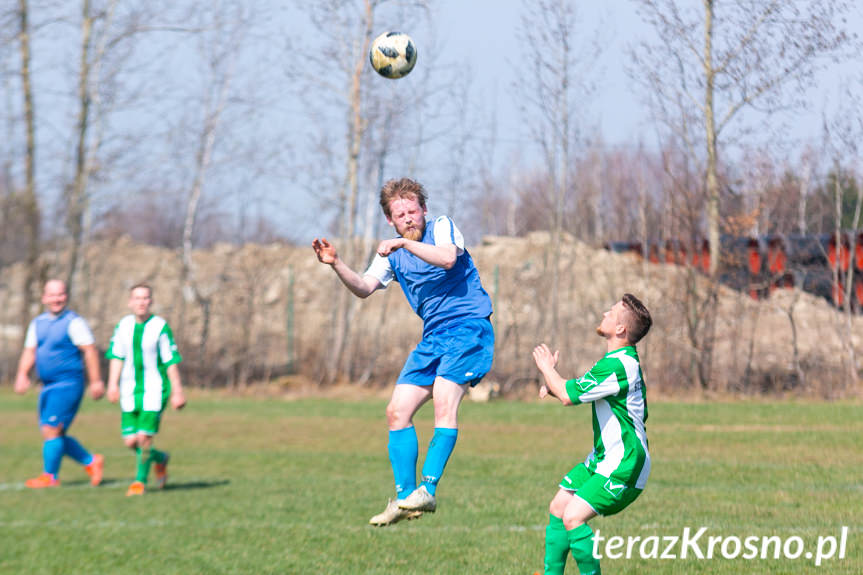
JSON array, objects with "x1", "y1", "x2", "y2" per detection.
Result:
[{"x1": 1, "y1": 389, "x2": 860, "y2": 574}]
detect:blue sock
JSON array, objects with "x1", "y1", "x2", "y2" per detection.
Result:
[
  {"x1": 388, "y1": 427, "x2": 418, "y2": 500},
  {"x1": 43, "y1": 438, "x2": 64, "y2": 477},
  {"x1": 62, "y1": 436, "x2": 92, "y2": 465},
  {"x1": 420, "y1": 427, "x2": 458, "y2": 496}
]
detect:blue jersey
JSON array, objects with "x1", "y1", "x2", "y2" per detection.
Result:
[
  {"x1": 367, "y1": 215, "x2": 493, "y2": 335},
  {"x1": 32, "y1": 310, "x2": 86, "y2": 386}
]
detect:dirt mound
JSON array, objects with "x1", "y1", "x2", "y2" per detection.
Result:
[{"x1": 0, "y1": 234, "x2": 859, "y2": 396}]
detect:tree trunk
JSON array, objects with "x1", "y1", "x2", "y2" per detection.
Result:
[
  {"x1": 703, "y1": 0, "x2": 720, "y2": 279},
  {"x1": 17, "y1": 0, "x2": 40, "y2": 343},
  {"x1": 65, "y1": 0, "x2": 93, "y2": 298},
  {"x1": 327, "y1": 0, "x2": 374, "y2": 384}
]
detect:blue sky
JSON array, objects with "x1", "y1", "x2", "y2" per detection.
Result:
[
  {"x1": 13, "y1": 0, "x2": 862, "y2": 244},
  {"x1": 433, "y1": 0, "x2": 861, "y2": 154}
]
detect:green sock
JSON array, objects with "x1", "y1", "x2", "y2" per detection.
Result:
[
  {"x1": 149, "y1": 448, "x2": 167, "y2": 465},
  {"x1": 568, "y1": 524, "x2": 601, "y2": 575},
  {"x1": 135, "y1": 447, "x2": 153, "y2": 483},
  {"x1": 543, "y1": 514, "x2": 569, "y2": 575}
]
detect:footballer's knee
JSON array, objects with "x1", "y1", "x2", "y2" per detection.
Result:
[
  {"x1": 432, "y1": 401, "x2": 459, "y2": 427},
  {"x1": 385, "y1": 402, "x2": 410, "y2": 429},
  {"x1": 562, "y1": 497, "x2": 596, "y2": 530},
  {"x1": 40, "y1": 424, "x2": 64, "y2": 440},
  {"x1": 123, "y1": 437, "x2": 138, "y2": 449},
  {"x1": 562, "y1": 511, "x2": 586, "y2": 530},
  {"x1": 549, "y1": 491, "x2": 571, "y2": 517}
]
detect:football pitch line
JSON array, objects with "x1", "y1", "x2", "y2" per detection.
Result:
[{"x1": 0, "y1": 479, "x2": 202, "y2": 492}]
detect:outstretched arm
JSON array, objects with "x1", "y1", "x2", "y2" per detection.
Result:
[
  {"x1": 313, "y1": 238, "x2": 382, "y2": 298},
  {"x1": 532, "y1": 344, "x2": 573, "y2": 406}
]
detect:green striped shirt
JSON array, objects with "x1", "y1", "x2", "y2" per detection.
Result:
[
  {"x1": 565, "y1": 346, "x2": 650, "y2": 488},
  {"x1": 106, "y1": 315, "x2": 182, "y2": 412}
]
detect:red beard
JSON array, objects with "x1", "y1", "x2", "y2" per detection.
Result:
[{"x1": 402, "y1": 226, "x2": 423, "y2": 242}]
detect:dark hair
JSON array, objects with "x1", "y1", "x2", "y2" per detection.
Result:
[
  {"x1": 621, "y1": 293, "x2": 652, "y2": 344},
  {"x1": 379, "y1": 178, "x2": 427, "y2": 218}
]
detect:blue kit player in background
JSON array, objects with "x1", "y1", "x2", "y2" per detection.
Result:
[
  {"x1": 313, "y1": 177, "x2": 495, "y2": 526},
  {"x1": 14, "y1": 279, "x2": 105, "y2": 488}
]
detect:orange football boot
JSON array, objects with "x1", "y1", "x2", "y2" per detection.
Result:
[
  {"x1": 154, "y1": 454, "x2": 170, "y2": 489},
  {"x1": 126, "y1": 481, "x2": 145, "y2": 496},
  {"x1": 85, "y1": 453, "x2": 104, "y2": 486},
  {"x1": 25, "y1": 473, "x2": 60, "y2": 489}
]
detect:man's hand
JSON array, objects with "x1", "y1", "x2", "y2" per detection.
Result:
[
  {"x1": 312, "y1": 238, "x2": 338, "y2": 265},
  {"x1": 376, "y1": 238, "x2": 406, "y2": 257},
  {"x1": 14, "y1": 373, "x2": 30, "y2": 394},
  {"x1": 532, "y1": 343, "x2": 559, "y2": 373},
  {"x1": 539, "y1": 384, "x2": 549, "y2": 399},
  {"x1": 171, "y1": 390, "x2": 187, "y2": 410},
  {"x1": 89, "y1": 380, "x2": 105, "y2": 400},
  {"x1": 107, "y1": 382, "x2": 120, "y2": 403}
]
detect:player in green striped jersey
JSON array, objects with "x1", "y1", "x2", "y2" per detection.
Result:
[
  {"x1": 106, "y1": 283, "x2": 186, "y2": 496},
  {"x1": 532, "y1": 293, "x2": 652, "y2": 575}
]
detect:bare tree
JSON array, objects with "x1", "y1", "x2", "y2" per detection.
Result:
[
  {"x1": 824, "y1": 88, "x2": 862, "y2": 389},
  {"x1": 631, "y1": 0, "x2": 852, "y2": 390},
  {"x1": 632, "y1": 0, "x2": 852, "y2": 277},
  {"x1": 288, "y1": 0, "x2": 436, "y2": 384},
  {"x1": 513, "y1": 0, "x2": 601, "y2": 343},
  {"x1": 179, "y1": 2, "x2": 249, "y2": 362},
  {"x1": 14, "y1": 0, "x2": 40, "y2": 345}
]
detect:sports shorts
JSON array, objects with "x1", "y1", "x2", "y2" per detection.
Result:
[
  {"x1": 38, "y1": 381, "x2": 84, "y2": 429},
  {"x1": 559, "y1": 463, "x2": 643, "y2": 516},
  {"x1": 397, "y1": 317, "x2": 494, "y2": 387},
  {"x1": 121, "y1": 410, "x2": 164, "y2": 437}
]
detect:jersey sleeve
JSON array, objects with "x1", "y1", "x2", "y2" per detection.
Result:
[
  {"x1": 432, "y1": 216, "x2": 465, "y2": 255},
  {"x1": 565, "y1": 357, "x2": 623, "y2": 404},
  {"x1": 105, "y1": 322, "x2": 126, "y2": 360},
  {"x1": 364, "y1": 253, "x2": 394, "y2": 287},
  {"x1": 68, "y1": 317, "x2": 95, "y2": 346},
  {"x1": 24, "y1": 321, "x2": 37, "y2": 348},
  {"x1": 158, "y1": 323, "x2": 183, "y2": 366}
]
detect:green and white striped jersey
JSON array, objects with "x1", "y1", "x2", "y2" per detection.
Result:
[
  {"x1": 106, "y1": 314, "x2": 182, "y2": 413},
  {"x1": 565, "y1": 346, "x2": 650, "y2": 488}
]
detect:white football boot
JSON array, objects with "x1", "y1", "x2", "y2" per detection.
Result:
[
  {"x1": 369, "y1": 499, "x2": 423, "y2": 526},
  {"x1": 397, "y1": 485, "x2": 437, "y2": 512}
]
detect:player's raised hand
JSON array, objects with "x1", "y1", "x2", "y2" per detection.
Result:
[
  {"x1": 532, "y1": 343, "x2": 559, "y2": 373},
  {"x1": 312, "y1": 238, "x2": 338, "y2": 265}
]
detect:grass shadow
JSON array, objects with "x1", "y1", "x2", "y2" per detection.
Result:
[{"x1": 162, "y1": 479, "x2": 230, "y2": 491}]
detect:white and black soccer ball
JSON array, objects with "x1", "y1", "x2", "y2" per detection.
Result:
[{"x1": 369, "y1": 31, "x2": 417, "y2": 79}]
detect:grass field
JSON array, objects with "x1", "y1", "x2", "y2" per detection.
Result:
[{"x1": 1, "y1": 388, "x2": 860, "y2": 574}]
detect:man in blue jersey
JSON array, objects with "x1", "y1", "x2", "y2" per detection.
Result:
[
  {"x1": 15, "y1": 279, "x2": 105, "y2": 488},
  {"x1": 313, "y1": 177, "x2": 494, "y2": 526}
]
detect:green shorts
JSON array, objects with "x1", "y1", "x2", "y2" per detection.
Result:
[
  {"x1": 559, "y1": 463, "x2": 643, "y2": 516},
  {"x1": 121, "y1": 410, "x2": 163, "y2": 437}
]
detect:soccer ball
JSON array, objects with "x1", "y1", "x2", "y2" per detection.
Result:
[{"x1": 369, "y1": 31, "x2": 417, "y2": 79}]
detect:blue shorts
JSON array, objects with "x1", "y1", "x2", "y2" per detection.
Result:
[
  {"x1": 397, "y1": 317, "x2": 494, "y2": 387},
  {"x1": 38, "y1": 381, "x2": 84, "y2": 429}
]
